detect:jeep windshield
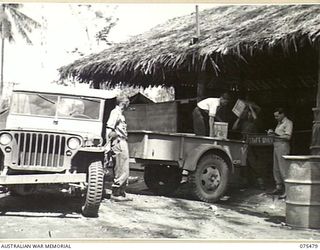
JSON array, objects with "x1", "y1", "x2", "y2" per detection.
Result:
[{"x1": 11, "y1": 92, "x2": 101, "y2": 120}]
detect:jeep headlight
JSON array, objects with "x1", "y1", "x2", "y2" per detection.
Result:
[
  {"x1": 0, "y1": 133, "x2": 12, "y2": 145},
  {"x1": 67, "y1": 137, "x2": 81, "y2": 150}
]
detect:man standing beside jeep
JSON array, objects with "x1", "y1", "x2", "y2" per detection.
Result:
[{"x1": 106, "y1": 95, "x2": 132, "y2": 201}]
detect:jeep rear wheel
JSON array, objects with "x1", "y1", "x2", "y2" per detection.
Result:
[
  {"x1": 189, "y1": 154, "x2": 229, "y2": 203},
  {"x1": 82, "y1": 160, "x2": 104, "y2": 217},
  {"x1": 144, "y1": 165, "x2": 182, "y2": 195}
]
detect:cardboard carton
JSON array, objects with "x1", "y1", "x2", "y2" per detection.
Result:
[{"x1": 232, "y1": 99, "x2": 247, "y2": 117}]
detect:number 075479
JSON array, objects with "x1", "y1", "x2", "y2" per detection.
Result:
[{"x1": 300, "y1": 244, "x2": 318, "y2": 249}]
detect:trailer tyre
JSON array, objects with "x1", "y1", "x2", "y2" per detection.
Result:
[
  {"x1": 190, "y1": 154, "x2": 229, "y2": 203},
  {"x1": 82, "y1": 160, "x2": 104, "y2": 218},
  {"x1": 144, "y1": 165, "x2": 182, "y2": 195}
]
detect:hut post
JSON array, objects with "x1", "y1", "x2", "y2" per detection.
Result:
[
  {"x1": 317, "y1": 47, "x2": 320, "y2": 108},
  {"x1": 197, "y1": 72, "x2": 207, "y2": 102},
  {"x1": 311, "y1": 46, "x2": 320, "y2": 155}
]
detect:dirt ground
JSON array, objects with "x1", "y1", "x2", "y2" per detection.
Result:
[{"x1": 0, "y1": 170, "x2": 320, "y2": 240}]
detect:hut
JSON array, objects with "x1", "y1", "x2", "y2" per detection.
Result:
[{"x1": 59, "y1": 5, "x2": 320, "y2": 156}]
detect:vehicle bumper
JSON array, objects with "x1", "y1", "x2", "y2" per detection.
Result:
[{"x1": 0, "y1": 173, "x2": 86, "y2": 185}]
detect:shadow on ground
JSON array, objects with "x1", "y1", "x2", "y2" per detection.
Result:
[
  {"x1": 0, "y1": 192, "x2": 83, "y2": 217},
  {"x1": 125, "y1": 170, "x2": 286, "y2": 226}
]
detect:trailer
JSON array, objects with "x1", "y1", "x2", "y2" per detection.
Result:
[{"x1": 128, "y1": 130, "x2": 247, "y2": 202}]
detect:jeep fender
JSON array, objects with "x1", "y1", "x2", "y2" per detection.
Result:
[{"x1": 183, "y1": 144, "x2": 234, "y2": 173}]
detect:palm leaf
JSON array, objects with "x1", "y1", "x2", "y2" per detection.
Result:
[
  {"x1": 10, "y1": 8, "x2": 41, "y2": 29},
  {"x1": 8, "y1": 7, "x2": 41, "y2": 32},
  {"x1": 6, "y1": 6, "x2": 40, "y2": 44},
  {"x1": 6, "y1": 4, "x2": 22, "y2": 9},
  {"x1": 13, "y1": 20, "x2": 32, "y2": 44}
]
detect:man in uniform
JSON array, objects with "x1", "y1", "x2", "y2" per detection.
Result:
[
  {"x1": 192, "y1": 92, "x2": 231, "y2": 137},
  {"x1": 106, "y1": 95, "x2": 132, "y2": 201},
  {"x1": 267, "y1": 108, "x2": 293, "y2": 199}
]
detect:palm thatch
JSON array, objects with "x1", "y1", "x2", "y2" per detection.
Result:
[{"x1": 59, "y1": 5, "x2": 320, "y2": 89}]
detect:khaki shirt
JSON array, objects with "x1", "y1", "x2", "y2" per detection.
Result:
[
  {"x1": 106, "y1": 105, "x2": 127, "y2": 139},
  {"x1": 275, "y1": 117, "x2": 293, "y2": 141}
]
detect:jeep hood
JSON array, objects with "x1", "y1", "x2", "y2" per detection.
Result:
[{"x1": 5, "y1": 114, "x2": 102, "y2": 139}]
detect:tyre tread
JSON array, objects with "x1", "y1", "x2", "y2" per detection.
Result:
[
  {"x1": 189, "y1": 154, "x2": 229, "y2": 203},
  {"x1": 82, "y1": 160, "x2": 104, "y2": 218}
]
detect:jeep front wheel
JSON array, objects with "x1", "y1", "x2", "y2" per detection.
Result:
[
  {"x1": 189, "y1": 154, "x2": 229, "y2": 203},
  {"x1": 82, "y1": 160, "x2": 104, "y2": 217}
]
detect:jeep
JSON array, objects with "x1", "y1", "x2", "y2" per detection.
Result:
[{"x1": 0, "y1": 84, "x2": 116, "y2": 217}]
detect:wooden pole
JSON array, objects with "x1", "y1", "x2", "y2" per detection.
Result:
[
  {"x1": 197, "y1": 72, "x2": 207, "y2": 102},
  {"x1": 195, "y1": 5, "x2": 204, "y2": 101},
  {"x1": 196, "y1": 5, "x2": 200, "y2": 38},
  {"x1": 310, "y1": 46, "x2": 320, "y2": 155},
  {"x1": 317, "y1": 47, "x2": 320, "y2": 108}
]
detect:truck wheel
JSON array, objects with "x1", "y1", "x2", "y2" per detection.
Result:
[
  {"x1": 189, "y1": 154, "x2": 229, "y2": 203},
  {"x1": 144, "y1": 165, "x2": 182, "y2": 195},
  {"x1": 82, "y1": 160, "x2": 104, "y2": 218}
]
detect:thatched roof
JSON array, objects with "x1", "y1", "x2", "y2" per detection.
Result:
[{"x1": 59, "y1": 5, "x2": 320, "y2": 90}]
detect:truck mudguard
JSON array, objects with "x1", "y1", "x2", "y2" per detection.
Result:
[{"x1": 183, "y1": 144, "x2": 234, "y2": 173}]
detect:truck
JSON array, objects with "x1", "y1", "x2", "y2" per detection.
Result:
[{"x1": 0, "y1": 84, "x2": 116, "y2": 217}]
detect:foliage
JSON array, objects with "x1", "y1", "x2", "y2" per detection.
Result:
[
  {"x1": 0, "y1": 3, "x2": 41, "y2": 95},
  {"x1": 0, "y1": 3, "x2": 41, "y2": 44},
  {"x1": 68, "y1": 4, "x2": 118, "y2": 56},
  {"x1": 102, "y1": 83, "x2": 174, "y2": 102},
  {"x1": 95, "y1": 16, "x2": 119, "y2": 45}
]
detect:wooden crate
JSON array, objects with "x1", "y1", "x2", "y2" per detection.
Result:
[{"x1": 125, "y1": 102, "x2": 178, "y2": 132}]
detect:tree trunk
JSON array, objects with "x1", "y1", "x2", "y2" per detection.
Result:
[
  {"x1": 310, "y1": 47, "x2": 320, "y2": 155},
  {"x1": 0, "y1": 37, "x2": 4, "y2": 97}
]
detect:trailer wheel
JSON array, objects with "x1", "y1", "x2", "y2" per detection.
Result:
[
  {"x1": 82, "y1": 160, "x2": 104, "y2": 218},
  {"x1": 189, "y1": 154, "x2": 229, "y2": 203},
  {"x1": 144, "y1": 165, "x2": 182, "y2": 195}
]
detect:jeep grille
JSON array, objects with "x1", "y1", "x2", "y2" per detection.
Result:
[{"x1": 14, "y1": 132, "x2": 67, "y2": 168}]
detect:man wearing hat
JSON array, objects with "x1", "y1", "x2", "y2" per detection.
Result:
[{"x1": 192, "y1": 92, "x2": 231, "y2": 137}]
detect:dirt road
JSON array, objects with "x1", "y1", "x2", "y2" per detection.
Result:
[{"x1": 0, "y1": 172, "x2": 320, "y2": 240}]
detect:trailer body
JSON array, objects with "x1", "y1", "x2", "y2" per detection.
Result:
[{"x1": 128, "y1": 130, "x2": 247, "y2": 202}]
